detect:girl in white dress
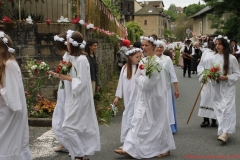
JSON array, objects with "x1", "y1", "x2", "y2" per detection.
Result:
[
  {"x1": 211, "y1": 36, "x2": 240, "y2": 143},
  {"x1": 50, "y1": 30, "x2": 100, "y2": 160},
  {"x1": 0, "y1": 31, "x2": 32, "y2": 160},
  {"x1": 197, "y1": 36, "x2": 217, "y2": 128},
  {"x1": 51, "y1": 31, "x2": 70, "y2": 153},
  {"x1": 155, "y1": 40, "x2": 179, "y2": 133},
  {"x1": 114, "y1": 35, "x2": 176, "y2": 159},
  {"x1": 113, "y1": 48, "x2": 143, "y2": 144}
]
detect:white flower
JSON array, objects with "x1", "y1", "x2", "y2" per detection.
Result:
[
  {"x1": 31, "y1": 65, "x2": 37, "y2": 70},
  {"x1": 72, "y1": 41, "x2": 79, "y2": 47},
  {"x1": 8, "y1": 48, "x2": 15, "y2": 53},
  {"x1": 80, "y1": 44, "x2": 85, "y2": 49},
  {"x1": 41, "y1": 62, "x2": 46, "y2": 65},
  {"x1": 69, "y1": 38, "x2": 74, "y2": 43},
  {"x1": 223, "y1": 36, "x2": 228, "y2": 40},
  {"x1": 62, "y1": 66, "x2": 67, "y2": 71},
  {"x1": 217, "y1": 35, "x2": 223, "y2": 38},
  {"x1": 3, "y1": 38, "x2": 8, "y2": 43},
  {"x1": 63, "y1": 18, "x2": 69, "y2": 22},
  {"x1": 0, "y1": 31, "x2": 4, "y2": 38},
  {"x1": 64, "y1": 42, "x2": 67, "y2": 45},
  {"x1": 26, "y1": 16, "x2": 33, "y2": 24},
  {"x1": 79, "y1": 20, "x2": 84, "y2": 25}
]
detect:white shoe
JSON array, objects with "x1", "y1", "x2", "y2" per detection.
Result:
[
  {"x1": 119, "y1": 146, "x2": 123, "y2": 150},
  {"x1": 218, "y1": 133, "x2": 228, "y2": 143}
]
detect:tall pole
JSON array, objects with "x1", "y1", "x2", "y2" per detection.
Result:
[{"x1": 19, "y1": 0, "x2": 21, "y2": 21}]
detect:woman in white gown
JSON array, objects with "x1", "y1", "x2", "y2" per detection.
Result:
[
  {"x1": 211, "y1": 36, "x2": 240, "y2": 143},
  {"x1": 115, "y1": 35, "x2": 176, "y2": 159},
  {"x1": 50, "y1": 30, "x2": 100, "y2": 160},
  {"x1": 51, "y1": 31, "x2": 70, "y2": 153},
  {"x1": 197, "y1": 36, "x2": 217, "y2": 128},
  {"x1": 155, "y1": 40, "x2": 179, "y2": 133},
  {"x1": 113, "y1": 48, "x2": 143, "y2": 143},
  {"x1": 0, "y1": 31, "x2": 32, "y2": 160}
]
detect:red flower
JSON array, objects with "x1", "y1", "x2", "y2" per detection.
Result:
[
  {"x1": 37, "y1": 60, "x2": 41, "y2": 64},
  {"x1": 62, "y1": 60, "x2": 67, "y2": 64},
  {"x1": 34, "y1": 69, "x2": 38, "y2": 73},
  {"x1": 56, "y1": 65, "x2": 62, "y2": 73},
  {"x1": 3, "y1": 16, "x2": 12, "y2": 22},
  {"x1": 216, "y1": 67, "x2": 220, "y2": 71},
  {"x1": 72, "y1": 17, "x2": 79, "y2": 24},
  {"x1": 208, "y1": 75, "x2": 212, "y2": 79},
  {"x1": 139, "y1": 64, "x2": 144, "y2": 70},
  {"x1": 45, "y1": 19, "x2": 51, "y2": 24},
  {"x1": 210, "y1": 68, "x2": 215, "y2": 72}
]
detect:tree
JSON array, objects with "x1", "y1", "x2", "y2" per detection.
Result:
[
  {"x1": 173, "y1": 13, "x2": 193, "y2": 41},
  {"x1": 164, "y1": 29, "x2": 172, "y2": 40},
  {"x1": 184, "y1": 3, "x2": 206, "y2": 17},
  {"x1": 164, "y1": 10, "x2": 177, "y2": 22},
  {"x1": 168, "y1": 4, "x2": 177, "y2": 13},
  {"x1": 125, "y1": 21, "x2": 144, "y2": 43},
  {"x1": 102, "y1": 0, "x2": 120, "y2": 18},
  {"x1": 204, "y1": 0, "x2": 240, "y2": 40}
]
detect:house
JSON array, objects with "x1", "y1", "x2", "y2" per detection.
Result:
[
  {"x1": 134, "y1": 3, "x2": 171, "y2": 39},
  {"x1": 190, "y1": 6, "x2": 229, "y2": 37},
  {"x1": 176, "y1": 7, "x2": 183, "y2": 14},
  {"x1": 118, "y1": 0, "x2": 135, "y2": 25}
]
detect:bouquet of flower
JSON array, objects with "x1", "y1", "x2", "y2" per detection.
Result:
[
  {"x1": 56, "y1": 60, "x2": 76, "y2": 89},
  {"x1": 110, "y1": 104, "x2": 118, "y2": 117},
  {"x1": 201, "y1": 64, "x2": 221, "y2": 84},
  {"x1": 25, "y1": 58, "x2": 50, "y2": 77},
  {"x1": 139, "y1": 56, "x2": 162, "y2": 78}
]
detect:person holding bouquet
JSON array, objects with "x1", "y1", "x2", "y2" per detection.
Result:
[
  {"x1": 50, "y1": 31, "x2": 70, "y2": 153},
  {"x1": 197, "y1": 35, "x2": 218, "y2": 128},
  {"x1": 210, "y1": 36, "x2": 240, "y2": 143},
  {"x1": 114, "y1": 35, "x2": 175, "y2": 159},
  {"x1": 156, "y1": 40, "x2": 179, "y2": 134},
  {"x1": 113, "y1": 48, "x2": 143, "y2": 149},
  {"x1": 50, "y1": 30, "x2": 100, "y2": 160},
  {"x1": 0, "y1": 30, "x2": 32, "y2": 159}
]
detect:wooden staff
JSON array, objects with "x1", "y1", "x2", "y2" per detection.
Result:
[{"x1": 186, "y1": 83, "x2": 205, "y2": 124}]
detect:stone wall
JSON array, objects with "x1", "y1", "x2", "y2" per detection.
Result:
[{"x1": 4, "y1": 22, "x2": 117, "y2": 99}]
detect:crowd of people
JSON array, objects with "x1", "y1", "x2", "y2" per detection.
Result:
[{"x1": 0, "y1": 24, "x2": 240, "y2": 160}]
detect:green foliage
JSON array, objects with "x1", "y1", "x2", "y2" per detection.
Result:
[
  {"x1": 125, "y1": 21, "x2": 144, "y2": 43},
  {"x1": 183, "y1": 3, "x2": 206, "y2": 17},
  {"x1": 164, "y1": 29, "x2": 172, "y2": 39},
  {"x1": 173, "y1": 13, "x2": 193, "y2": 41},
  {"x1": 204, "y1": 0, "x2": 240, "y2": 40},
  {"x1": 102, "y1": 0, "x2": 120, "y2": 18},
  {"x1": 163, "y1": 10, "x2": 176, "y2": 22}
]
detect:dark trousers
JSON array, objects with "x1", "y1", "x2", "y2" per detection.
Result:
[{"x1": 183, "y1": 58, "x2": 191, "y2": 76}]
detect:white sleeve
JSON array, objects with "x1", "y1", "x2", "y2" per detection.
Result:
[
  {"x1": 236, "y1": 46, "x2": 240, "y2": 54},
  {"x1": 168, "y1": 58, "x2": 178, "y2": 83},
  {"x1": 0, "y1": 61, "x2": 23, "y2": 111},
  {"x1": 115, "y1": 67, "x2": 125, "y2": 98},
  {"x1": 227, "y1": 56, "x2": 240, "y2": 85}
]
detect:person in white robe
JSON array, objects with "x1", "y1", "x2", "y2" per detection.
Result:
[
  {"x1": 113, "y1": 48, "x2": 143, "y2": 144},
  {"x1": 155, "y1": 40, "x2": 179, "y2": 133},
  {"x1": 197, "y1": 36, "x2": 217, "y2": 127},
  {"x1": 0, "y1": 32, "x2": 32, "y2": 160},
  {"x1": 211, "y1": 36, "x2": 240, "y2": 143},
  {"x1": 51, "y1": 32, "x2": 70, "y2": 153},
  {"x1": 114, "y1": 35, "x2": 176, "y2": 159},
  {"x1": 50, "y1": 30, "x2": 100, "y2": 160}
]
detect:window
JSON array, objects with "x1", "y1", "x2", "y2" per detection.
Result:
[
  {"x1": 121, "y1": 3, "x2": 123, "y2": 11},
  {"x1": 144, "y1": 20, "x2": 147, "y2": 25},
  {"x1": 199, "y1": 22, "x2": 202, "y2": 35},
  {"x1": 206, "y1": 17, "x2": 208, "y2": 30}
]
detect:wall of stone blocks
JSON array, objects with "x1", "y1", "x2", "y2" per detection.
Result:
[{"x1": 4, "y1": 23, "x2": 117, "y2": 99}]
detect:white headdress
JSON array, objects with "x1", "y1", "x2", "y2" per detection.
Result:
[
  {"x1": 0, "y1": 31, "x2": 15, "y2": 53},
  {"x1": 213, "y1": 35, "x2": 230, "y2": 44},
  {"x1": 156, "y1": 40, "x2": 166, "y2": 51},
  {"x1": 140, "y1": 36, "x2": 158, "y2": 46},
  {"x1": 54, "y1": 35, "x2": 65, "y2": 42},
  {"x1": 125, "y1": 48, "x2": 143, "y2": 56},
  {"x1": 66, "y1": 30, "x2": 86, "y2": 49}
]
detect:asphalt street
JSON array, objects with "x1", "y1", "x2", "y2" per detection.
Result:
[{"x1": 30, "y1": 65, "x2": 240, "y2": 160}]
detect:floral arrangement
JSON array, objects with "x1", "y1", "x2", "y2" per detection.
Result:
[
  {"x1": 33, "y1": 98, "x2": 56, "y2": 115},
  {"x1": 25, "y1": 58, "x2": 50, "y2": 77},
  {"x1": 201, "y1": 64, "x2": 221, "y2": 84},
  {"x1": 56, "y1": 60, "x2": 76, "y2": 89},
  {"x1": 139, "y1": 56, "x2": 162, "y2": 78}
]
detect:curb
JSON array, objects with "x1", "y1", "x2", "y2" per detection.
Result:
[{"x1": 28, "y1": 118, "x2": 52, "y2": 127}]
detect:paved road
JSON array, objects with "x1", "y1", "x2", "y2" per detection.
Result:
[{"x1": 30, "y1": 66, "x2": 240, "y2": 160}]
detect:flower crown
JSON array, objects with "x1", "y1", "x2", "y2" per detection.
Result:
[
  {"x1": 125, "y1": 48, "x2": 143, "y2": 56},
  {"x1": 66, "y1": 30, "x2": 86, "y2": 49},
  {"x1": 156, "y1": 40, "x2": 166, "y2": 50},
  {"x1": 54, "y1": 35, "x2": 65, "y2": 42},
  {"x1": 140, "y1": 36, "x2": 158, "y2": 46},
  {"x1": 0, "y1": 31, "x2": 15, "y2": 53},
  {"x1": 213, "y1": 35, "x2": 230, "y2": 44}
]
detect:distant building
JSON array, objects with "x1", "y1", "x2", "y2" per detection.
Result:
[
  {"x1": 118, "y1": 0, "x2": 135, "y2": 25},
  {"x1": 176, "y1": 7, "x2": 183, "y2": 14},
  {"x1": 134, "y1": 2, "x2": 171, "y2": 39}
]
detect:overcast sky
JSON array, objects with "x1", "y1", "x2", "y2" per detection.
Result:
[{"x1": 136, "y1": 0, "x2": 205, "y2": 10}]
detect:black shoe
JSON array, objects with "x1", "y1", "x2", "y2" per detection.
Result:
[
  {"x1": 192, "y1": 72, "x2": 195, "y2": 74},
  {"x1": 188, "y1": 75, "x2": 191, "y2": 78},
  {"x1": 200, "y1": 121, "x2": 210, "y2": 127},
  {"x1": 183, "y1": 73, "x2": 185, "y2": 77},
  {"x1": 211, "y1": 119, "x2": 218, "y2": 127}
]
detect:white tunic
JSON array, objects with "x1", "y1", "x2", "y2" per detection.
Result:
[
  {"x1": 61, "y1": 55, "x2": 100, "y2": 159},
  {"x1": 0, "y1": 60, "x2": 32, "y2": 160},
  {"x1": 210, "y1": 54, "x2": 240, "y2": 135},
  {"x1": 115, "y1": 65, "x2": 138, "y2": 142},
  {"x1": 159, "y1": 55, "x2": 178, "y2": 125},
  {"x1": 197, "y1": 49, "x2": 216, "y2": 119},
  {"x1": 52, "y1": 52, "x2": 70, "y2": 146},
  {"x1": 123, "y1": 56, "x2": 176, "y2": 159}
]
